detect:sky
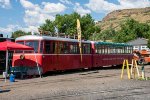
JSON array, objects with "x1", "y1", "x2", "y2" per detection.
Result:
[{"x1": 0, "y1": 0, "x2": 150, "y2": 37}]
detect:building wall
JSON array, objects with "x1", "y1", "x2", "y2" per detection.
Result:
[{"x1": 127, "y1": 38, "x2": 149, "y2": 51}]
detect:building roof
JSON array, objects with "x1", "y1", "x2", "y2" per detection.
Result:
[{"x1": 127, "y1": 38, "x2": 148, "y2": 45}]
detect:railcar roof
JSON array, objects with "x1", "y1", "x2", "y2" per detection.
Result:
[
  {"x1": 95, "y1": 41, "x2": 132, "y2": 46},
  {"x1": 16, "y1": 35, "x2": 91, "y2": 43},
  {"x1": 16, "y1": 35, "x2": 132, "y2": 46}
]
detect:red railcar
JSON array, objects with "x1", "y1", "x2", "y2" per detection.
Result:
[{"x1": 12, "y1": 35, "x2": 133, "y2": 75}]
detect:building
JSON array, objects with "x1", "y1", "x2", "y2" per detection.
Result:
[{"x1": 127, "y1": 38, "x2": 149, "y2": 51}]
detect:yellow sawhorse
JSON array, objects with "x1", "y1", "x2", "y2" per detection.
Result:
[
  {"x1": 130, "y1": 59, "x2": 140, "y2": 79},
  {"x1": 121, "y1": 59, "x2": 131, "y2": 79}
]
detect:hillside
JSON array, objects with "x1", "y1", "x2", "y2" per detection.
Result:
[{"x1": 97, "y1": 7, "x2": 150, "y2": 31}]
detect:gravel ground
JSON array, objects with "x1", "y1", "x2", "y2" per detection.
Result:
[{"x1": 0, "y1": 65, "x2": 150, "y2": 100}]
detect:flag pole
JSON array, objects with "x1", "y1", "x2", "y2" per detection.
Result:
[
  {"x1": 34, "y1": 51, "x2": 42, "y2": 78},
  {"x1": 77, "y1": 19, "x2": 82, "y2": 62}
]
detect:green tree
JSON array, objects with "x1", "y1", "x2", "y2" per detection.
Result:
[
  {"x1": 113, "y1": 18, "x2": 150, "y2": 42},
  {"x1": 11, "y1": 30, "x2": 31, "y2": 39},
  {"x1": 54, "y1": 12, "x2": 80, "y2": 35},
  {"x1": 147, "y1": 38, "x2": 150, "y2": 49},
  {"x1": 39, "y1": 19, "x2": 54, "y2": 33},
  {"x1": 81, "y1": 14, "x2": 100, "y2": 39},
  {"x1": 39, "y1": 12, "x2": 100, "y2": 40}
]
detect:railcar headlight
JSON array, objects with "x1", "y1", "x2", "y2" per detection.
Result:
[{"x1": 20, "y1": 55, "x2": 25, "y2": 60}]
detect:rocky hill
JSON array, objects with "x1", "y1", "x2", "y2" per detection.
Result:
[{"x1": 97, "y1": 7, "x2": 150, "y2": 31}]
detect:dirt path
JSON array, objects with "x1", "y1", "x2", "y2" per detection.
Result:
[{"x1": 0, "y1": 66, "x2": 150, "y2": 100}]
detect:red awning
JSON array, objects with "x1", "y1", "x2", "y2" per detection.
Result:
[{"x1": 0, "y1": 41, "x2": 34, "y2": 51}]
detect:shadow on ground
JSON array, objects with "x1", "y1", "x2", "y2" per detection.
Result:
[
  {"x1": 42, "y1": 65, "x2": 122, "y2": 77},
  {"x1": 0, "y1": 89, "x2": 11, "y2": 93}
]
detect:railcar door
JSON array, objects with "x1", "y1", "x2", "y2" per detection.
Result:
[{"x1": 43, "y1": 41, "x2": 59, "y2": 72}]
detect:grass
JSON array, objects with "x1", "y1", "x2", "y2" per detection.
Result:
[
  {"x1": 0, "y1": 74, "x2": 3, "y2": 78},
  {"x1": 138, "y1": 77, "x2": 150, "y2": 80}
]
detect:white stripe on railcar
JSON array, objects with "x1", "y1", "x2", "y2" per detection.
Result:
[{"x1": 13, "y1": 54, "x2": 92, "y2": 56}]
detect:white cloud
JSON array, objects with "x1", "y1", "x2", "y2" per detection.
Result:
[
  {"x1": 59, "y1": 0, "x2": 72, "y2": 5},
  {"x1": 0, "y1": 24, "x2": 40, "y2": 37},
  {"x1": 0, "y1": 0, "x2": 10, "y2": 8},
  {"x1": 74, "y1": 3, "x2": 91, "y2": 16},
  {"x1": 42, "y1": 2, "x2": 66, "y2": 14},
  {"x1": 118, "y1": 0, "x2": 150, "y2": 9},
  {"x1": 21, "y1": 25, "x2": 39, "y2": 33},
  {"x1": 19, "y1": 0, "x2": 67, "y2": 33},
  {"x1": 0, "y1": 25, "x2": 21, "y2": 37},
  {"x1": 0, "y1": 25, "x2": 20, "y2": 33},
  {"x1": 0, "y1": 0, "x2": 67, "y2": 37},
  {"x1": 20, "y1": 0, "x2": 35, "y2": 9},
  {"x1": 86, "y1": 0, "x2": 150, "y2": 13}
]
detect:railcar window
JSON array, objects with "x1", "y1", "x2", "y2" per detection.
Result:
[
  {"x1": 64, "y1": 42, "x2": 69, "y2": 54},
  {"x1": 128, "y1": 46, "x2": 131, "y2": 53},
  {"x1": 105, "y1": 45, "x2": 108, "y2": 54},
  {"x1": 126, "y1": 47, "x2": 129, "y2": 53},
  {"x1": 98, "y1": 45, "x2": 102, "y2": 54},
  {"x1": 25, "y1": 41, "x2": 39, "y2": 53},
  {"x1": 129, "y1": 46, "x2": 133, "y2": 54},
  {"x1": 120, "y1": 46, "x2": 124, "y2": 54},
  {"x1": 131, "y1": 46, "x2": 133, "y2": 53},
  {"x1": 40, "y1": 41, "x2": 43, "y2": 53},
  {"x1": 127, "y1": 46, "x2": 130, "y2": 53},
  {"x1": 122, "y1": 46, "x2": 125, "y2": 53},
  {"x1": 110, "y1": 46, "x2": 115, "y2": 54},
  {"x1": 70, "y1": 44, "x2": 75, "y2": 54},
  {"x1": 121, "y1": 46, "x2": 123, "y2": 53},
  {"x1": 69, "y1": 43, "x2": 78, "y2": 54},
  {"x1": 117, "y1": 46, "x2": 120, "y2": 54},
  {"x1": 58, "y1": 42, "x2": 63, "y2": 54},
  {"x1": 102, "y1": 45, "x2": 105, "y2": 54},
  {"x1": 95, "y1": 44, "x2": 98, "y2": 53},
  {"x1": 45, "y1": 41, "x2": 51, "y2": 54},
  {"x1": 124, "y1": 46, "x2": 127, "y2": 53},
  {"x1": 95, "y1": 43, "x2": 132, "y2": 54},
  {"x1": 86, "y1": 44, "x2": 91, "y2": 54},
  {"x1": 82, "y1": 43, "x2": 91, "y2": 54},
  {"x1": 107, "y1": 45, "x2": 110, "y2": 54},
  {"x1": 52, "y1": 42, "x2": 56, "y2": 53},
  {"x1": 54, "y1": 42, "x2": 58, "y2": 54},
  {"x1": 114, "y1": 46, "x2": 117, "y2": 54},
  {"x1": 95, "y1": 44, "x2": 105, "y2": 54},
  {"x1": 116, "y1": 47, "x2": 121, "y2": 54},
  {"x1": 16, "y1": 41, "x2": 24, "y2": 45},
  {"x1": 96, "y1": 45, "x2": 100, "y2": 54},
  {"x1": 109, "y1": 46, "x2": 112, "y2": 54},
  {"x1": 115, "y1": 46, "x2": 118, "y2": 54},
  {"x1": 76, "y1": 44, "x2": 80, "y2": 54},
  {"x1": 82, "y1": 44, "x2": 85, "y2": 54}
]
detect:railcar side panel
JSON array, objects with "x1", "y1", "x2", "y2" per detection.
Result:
[
  {"x1": 42, "y1": 54, "x2": 92, "y2": 73},
  {"x1": 93, "y1": 54, "x2": 133, "y2": 67}
]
